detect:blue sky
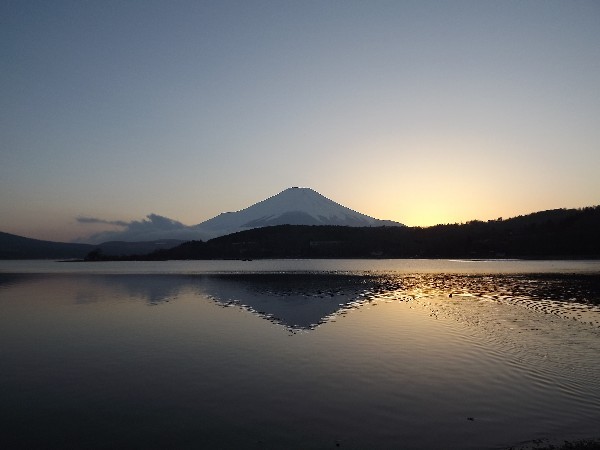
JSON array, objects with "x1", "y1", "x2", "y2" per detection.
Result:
[{"x1": 2, "y1": 0, "x2": 599, "y2": 241}]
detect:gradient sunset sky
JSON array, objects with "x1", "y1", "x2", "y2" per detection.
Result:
[{"x1": 2, "y1": 1, "x2": 599, "y2": 242}]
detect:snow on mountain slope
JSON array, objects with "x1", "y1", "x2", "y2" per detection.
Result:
[{"x1": 195, "y1": 187, "x2": 403, "y2": 237}]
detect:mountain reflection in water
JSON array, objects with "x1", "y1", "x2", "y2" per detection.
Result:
[
  {"x1": 1, "y1": 269, "x2": 599, "y2": 450},
  {"x1": 202, "y1": 274, "x2": 388, "y2": 330},
  {"x1": 6, "y1": 272, "x2": 595, "y2": 329}
]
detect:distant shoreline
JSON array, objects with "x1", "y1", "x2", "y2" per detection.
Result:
[{"x1": 77, "y1": 255, "x2": 600, "y2": 263}]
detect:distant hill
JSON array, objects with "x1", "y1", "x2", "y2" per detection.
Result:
[
  {"x1": 115, "y1": 205, "x2": 600, "y2": 260},
  {"x1": 0, "y1": 232, "x2": 93, "y2": 259},
  {"x1": 0, "y1": 232, "x2": 184, "y2": 259}
]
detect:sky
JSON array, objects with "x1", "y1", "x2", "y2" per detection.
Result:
[{"x1": 2, "y1": 0, "x2": 599, "y2": 242}]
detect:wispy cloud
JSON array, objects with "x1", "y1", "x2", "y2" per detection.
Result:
[
  {"x1": 77, "y1": 214, "x2": 210, "y2": 244},
  {"x1": 77, "y1": 216, "x2": 129, "y2": 227}
]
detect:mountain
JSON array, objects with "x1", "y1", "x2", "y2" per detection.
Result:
[
  {"x1": 1, "y1": 187, "x2": 402, "y2": 257},
  {"x1": 194, "y1": 187, "x2": 403, "y2": 238},
  {"x1": 82, "y1": 187, "x2": 402, "y2": 243},
  {"x1": 0, "y1": 232, "x2": 184, "y2": 259}
]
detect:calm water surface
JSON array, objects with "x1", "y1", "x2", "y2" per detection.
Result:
[{"x1": 1, "y1": 260, "x2": 599, "y2": 449}]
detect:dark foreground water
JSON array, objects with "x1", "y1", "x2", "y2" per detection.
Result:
[{"x1": 1, "y1": 260, "x2": 599, "y2": 449}]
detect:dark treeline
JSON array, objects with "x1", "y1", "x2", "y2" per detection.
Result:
[{"x1": 85, "y1": 206, "x2": 600, "y2": 261}]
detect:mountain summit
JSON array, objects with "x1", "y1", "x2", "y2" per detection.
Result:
[{"x1": 194, "y1": 187, "x2": 403, "y2": 237}]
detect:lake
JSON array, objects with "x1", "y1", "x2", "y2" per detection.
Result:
[{"x1": 1, "y1": 259, "x2": 599, "y2": 449}]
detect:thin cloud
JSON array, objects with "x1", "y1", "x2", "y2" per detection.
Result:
[
  {"x1": 77, "y1": 216, "x2": 128, "y2": 227},
  {"x1": 79, "y1": 214, "x2": 211, "y2": 244}
]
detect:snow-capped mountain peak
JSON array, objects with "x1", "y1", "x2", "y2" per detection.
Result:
[{"x1": 195, "y1": 187, "x2": 403, "y2": 236}]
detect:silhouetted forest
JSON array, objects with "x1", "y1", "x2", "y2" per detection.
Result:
[{"x1": 85, "y1": 206, "x2": 600, "y2": 261}]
